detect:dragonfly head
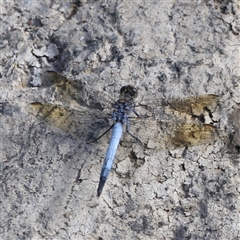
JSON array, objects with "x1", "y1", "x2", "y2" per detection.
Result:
[{"x1": 120, "y1": 85, "x2": 138, "y2": 101}]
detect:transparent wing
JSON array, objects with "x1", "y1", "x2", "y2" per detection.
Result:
[
  {"x1": 124, "y1": 94, "x2": 220, "y2": 150},
  {"x1": 124, "y1": 119, "x2": 218, "y2": 150},
  {"x1": 138, "y1": 94, "x2": 219, "y2": 121},
  {"x1": 28, "y1": 71, "x2": 122, "y2": 142},
  {"x1": 27, "y1": 102, "x2": 111, "y2": 141},
  {"x1": 41, "y1": 71, "x2": 114, "y2": 110}
]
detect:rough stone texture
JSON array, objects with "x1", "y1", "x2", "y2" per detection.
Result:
[{"x1": 1, "y1": 1, "x2": 239, "y2": 240}]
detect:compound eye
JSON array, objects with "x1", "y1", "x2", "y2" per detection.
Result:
[
  {"x1": 120, "y1": 85, "x2": 138, "y2": 98},
  {"x1": 120, "y1": 85, "x2": 129, "y2": 94}
]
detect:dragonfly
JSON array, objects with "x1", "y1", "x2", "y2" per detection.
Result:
[{"x1": 27, "y1": 71, "x2": 219, "y2": 196}]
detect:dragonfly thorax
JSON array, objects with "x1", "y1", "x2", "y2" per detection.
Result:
[{"x1": 111, "y1": 102, "x2": 133, "y2": 123}]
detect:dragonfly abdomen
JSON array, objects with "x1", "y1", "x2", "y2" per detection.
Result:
[{"x1": 97, "y1": 122, "x2": 123, "y2": 196}]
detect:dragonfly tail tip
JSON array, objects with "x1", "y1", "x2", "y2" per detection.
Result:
[
  {"x1": 97, "y1": 192, "x2": 101, "y2": 197},
  {"x1": 97, "y1": 177, "x2": 107, "y2": 197}
]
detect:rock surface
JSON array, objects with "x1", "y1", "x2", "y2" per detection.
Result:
[{"x1": 1, "y1": 1, "x2": 239, "y2": 239}]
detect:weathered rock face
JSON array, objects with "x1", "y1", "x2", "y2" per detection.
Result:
[{"x1": 1, "y1": 1, "x2": 239, "y2": 239}]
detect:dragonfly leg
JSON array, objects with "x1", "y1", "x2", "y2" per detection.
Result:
[
  {"x1": 87, "y1": 124, "x2": 114, "y2": 144},
  {"x1": 126, "y1": 120, "x2": 144, "y2": 147},
  {"x1": 133, "y1": 108, "x2": 140, "y2": 117}
]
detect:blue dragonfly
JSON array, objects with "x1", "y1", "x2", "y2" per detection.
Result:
[{"x1": 28, "y1": 71, "x2": 219, "y2": 196}]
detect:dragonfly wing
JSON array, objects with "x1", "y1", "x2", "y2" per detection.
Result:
[
  {"x1": 27, "y1": 102, "x2": 111, "y2": 141},
  {"x1": 167, "y1": 122, "x2": 217, "y2": 148},
  {"x1": 126, "y1": 119, "x2": 218, "y2": 150},
  {"x1": 166, "y1": 94, "x2": 219, "y2": 115},
  {"x1": 41, "y1": 71, "x2": 114, "y2": 110},
  {"x1": 139, "y1": 94, "x2": 219, "y2": 121}
]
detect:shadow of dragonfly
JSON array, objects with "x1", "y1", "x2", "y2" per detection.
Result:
[{"x1": 27, "y1": 71, "x2": 219, "y2": 196}]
